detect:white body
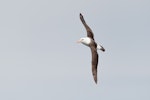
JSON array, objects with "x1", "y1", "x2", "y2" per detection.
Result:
[{"x1": 79, "y1": 37, "x2": 104, "y2": 51}]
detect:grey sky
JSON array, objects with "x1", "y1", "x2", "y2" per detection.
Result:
[{"x1": 0, "y1": 0, "x2": 150, "y2": 100}]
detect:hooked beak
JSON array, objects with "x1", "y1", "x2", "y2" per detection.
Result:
[{"x1": 76, "y1": 39, "x2": 81, "y2": 43}]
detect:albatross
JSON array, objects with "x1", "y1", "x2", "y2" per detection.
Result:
[{"x1": 77, "y1": 13, "x2": 105, "y2": 84}]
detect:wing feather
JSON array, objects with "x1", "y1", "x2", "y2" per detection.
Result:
[
  {"x1": 90, "y1": 44, "x2": 98, "y2": 84},
  {"x1": 80, "y1": 13, "x2": 95, "y2": 40}
]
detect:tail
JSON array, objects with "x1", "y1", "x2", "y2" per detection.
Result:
[{"x1": 97, "y1": 44, "x2": 105, "y2": 52}]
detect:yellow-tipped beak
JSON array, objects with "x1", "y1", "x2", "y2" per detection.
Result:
[{"x1": 76, "y1": 40, "x2": 81, "y2": 43}]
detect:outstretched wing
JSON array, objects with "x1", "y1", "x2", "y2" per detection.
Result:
[
  {"x1": 80, "y1": 13, "x2": 95, "y2": 40},
  {"x1": 90, "y1": 44, "x2": 99, "y2": 84}
]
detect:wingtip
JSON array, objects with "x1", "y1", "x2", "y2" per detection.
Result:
[
  {"x1": 93, "y1": 76, "x2": 98, "y2": 84},
  {"x1": 80, "y1": 13, "x2": 83, "y2": 17},
  {"x1": 95, "y1": 81, "x2": 97, "y2": 84}
]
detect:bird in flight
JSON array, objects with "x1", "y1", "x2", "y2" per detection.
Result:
[{"x1": 77, "y1": 13, "x2": 105, "y2": 84}]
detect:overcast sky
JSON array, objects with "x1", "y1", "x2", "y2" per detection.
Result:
[{"x1": 0, "y1": 0, "x2": 150, "y2": 100}]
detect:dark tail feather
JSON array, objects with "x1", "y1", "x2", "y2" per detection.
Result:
[{"x1": 100, "y1": 46, "x2": 105, "y2": 52}]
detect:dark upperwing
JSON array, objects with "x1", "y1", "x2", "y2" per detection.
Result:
[
  {"x1": 90, "y1": 43, "x2": 99, "y2": 84},
  {"x1": 80, "y1": 13, "x2": 95, "y2": 40}
]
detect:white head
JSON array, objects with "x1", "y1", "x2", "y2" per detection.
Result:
[{"x1": 77, "y1": 37, "x2": 91, "y2": 46}]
